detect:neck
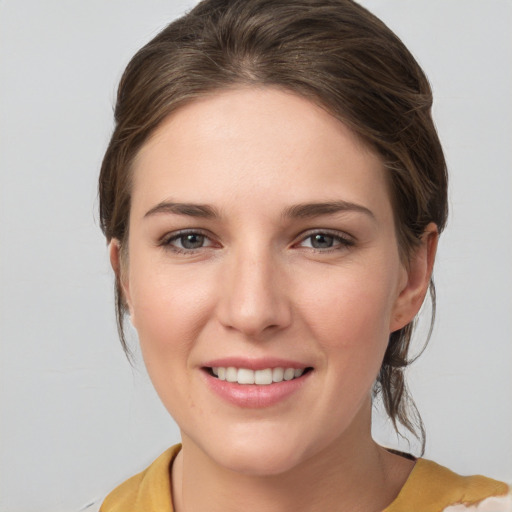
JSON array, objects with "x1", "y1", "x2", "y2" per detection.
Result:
[{"x1": 172, "y1": 405, "x2": 414, "y2": 512}]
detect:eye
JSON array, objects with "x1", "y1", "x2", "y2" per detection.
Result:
[
  {"x1": 296, "y1": 231, "x2": 354, "y2": 251},
  {"x1": 161, "y1": 230, "x2": 216, "y2": 253},
  {"x1": 176, "y1": 233, "x2": 207, "y2": 249},
  {"x1": 306, "y1": 233, "x2": 336, "y2": 249}
]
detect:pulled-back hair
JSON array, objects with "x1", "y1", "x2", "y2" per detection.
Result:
[{"x1": 99, "y1": 0, "x2": 448, "y2": 451}]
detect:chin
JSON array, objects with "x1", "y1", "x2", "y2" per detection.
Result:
[
  {"x1": 220, "y1": 447, "x2": 305, "y2": 476},
  {"x1": 201, "y1": 428, "x2": 314, "y2": 477}
]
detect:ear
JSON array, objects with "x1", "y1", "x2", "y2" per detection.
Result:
[
  {"x1": 390, "y1": 223, "x2": 439, "y2": 332},
  {"x1": 109, "y1": 239, "x2": 134, "y2": 317}
]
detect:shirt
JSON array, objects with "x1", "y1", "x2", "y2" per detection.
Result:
[{"x1": 101, "y1": 444, "x2": 510, "y2": 511}]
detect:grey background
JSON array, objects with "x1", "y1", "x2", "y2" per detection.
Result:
[{"x1": 1, "y1": 1, "x2": 511, "y2": 510}]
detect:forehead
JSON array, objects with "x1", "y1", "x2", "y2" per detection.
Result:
[{"x1": 131, "y1": 87, "x2": 391, "y2": 218}]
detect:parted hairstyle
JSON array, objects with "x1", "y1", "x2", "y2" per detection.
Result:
[{"x1": 99, "y1": 0, "x2": 448, "y2": 452}]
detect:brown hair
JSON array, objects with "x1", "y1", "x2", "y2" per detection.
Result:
[{"x1": 99, "y1": 0, "x2": 448, "y2": 452}]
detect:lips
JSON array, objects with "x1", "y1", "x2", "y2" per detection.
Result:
[
  {"x1": 201, "y1": 358, "x2": 313, "y2": 408},
  {"x1": 210, "y1": 366, "x2": 305, "y2": 385}
]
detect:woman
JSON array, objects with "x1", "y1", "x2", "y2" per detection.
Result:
[{"x1": 98, "y1": 0, "x2": 510, "y2": 510}]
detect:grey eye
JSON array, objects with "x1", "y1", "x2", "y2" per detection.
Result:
[
  {"x1": 179, "y1": 233, "x2": 206, "y2": 249},
  {"x1": 309, "y1": 234, "x2": 334, "y2": 249}
]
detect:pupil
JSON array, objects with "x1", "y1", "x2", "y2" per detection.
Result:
[
  {"x1": 182, "y1": 234, "x2": 204, "y2": 249},
  {"x1": 312, "y1": 234, "x2": 333, "y2": 248}
]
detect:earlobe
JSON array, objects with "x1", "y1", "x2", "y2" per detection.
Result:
[{"x1": 390, "y1": 223, "x2": 439, "y2": 332}]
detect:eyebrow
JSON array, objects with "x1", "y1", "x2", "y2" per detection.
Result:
[
  {"x1": 282, "y1": 201, "x2": 375, "y2": 220},
  {"x1": 144, "y1": 201, "x2": 220, "y2": 219},
  {"x1": 143, "y1": 200, "x2": 374, "y2": 220}
]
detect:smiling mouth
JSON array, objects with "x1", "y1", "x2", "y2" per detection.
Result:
[{"x1": 205, "y1": 366, "x2": 313, "y2": 385}]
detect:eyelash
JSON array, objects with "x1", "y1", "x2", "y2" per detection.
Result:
[
  {"x1": 159, "y1": 229, "x2": 355, "y2": 255},
  {"x1": 159, "y1": 229, "x2": 216, "y2": 254},
  {"x1": 295, "y1": 229, "x2": 355, "y2": 252}
]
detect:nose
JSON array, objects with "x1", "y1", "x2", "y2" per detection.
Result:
[{"x1": 216, "y1": 247, "x2": 292, "y2": 338}]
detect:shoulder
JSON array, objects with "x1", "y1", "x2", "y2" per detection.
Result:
[
  {"x1": 386, "y1": 458, "x2": 511, "y2": 512},
  {"x1": 100, "y1": 444, "x2": 181, "y2": 512}
]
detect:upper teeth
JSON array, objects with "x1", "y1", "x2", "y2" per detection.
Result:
[{"x1": 212, "y1": 367, "x2": 304, "y2": 385}]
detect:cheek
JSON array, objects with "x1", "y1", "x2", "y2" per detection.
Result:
[
  {"x1": 127, "y1": 256, "x2": 215, "y2": 368},
  {"x1": 294, "y1": 257, "x2": 402, "y2": 401},
  {"x1": 126, "y1": 261, "x2": 220, "y2": 422},
  {"x1": 297, "y1": 263, "x2": 398, "y2": 353}
]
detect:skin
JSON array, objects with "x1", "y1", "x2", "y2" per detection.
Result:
[{"x1": 110, "y1": 87, "x2": 438, "y2": 512}]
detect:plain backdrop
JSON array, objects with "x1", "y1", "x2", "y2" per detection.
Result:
[{"x1": 0, "y1": 1, "x2": 511, "y2": 511}]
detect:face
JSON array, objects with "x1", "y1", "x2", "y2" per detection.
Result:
[{"x1": 114, "y1": 87, "x2": 428, "y2": 476}]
